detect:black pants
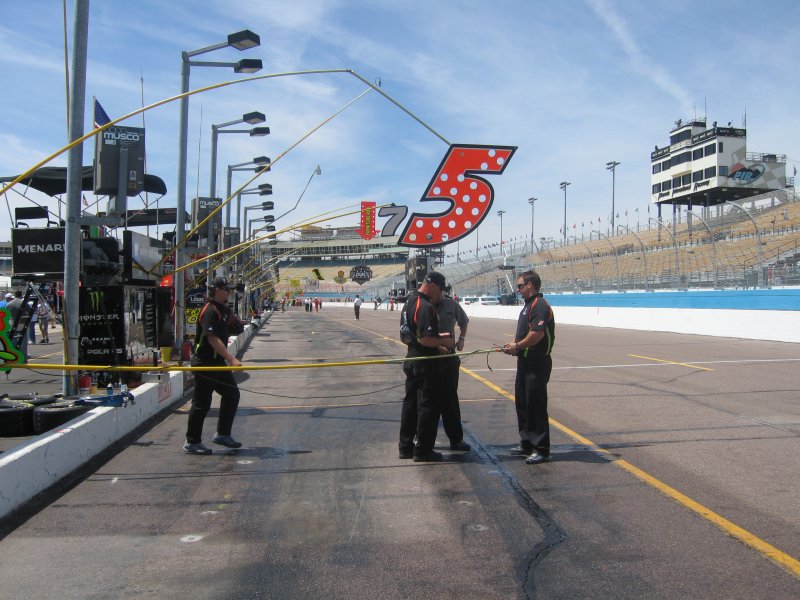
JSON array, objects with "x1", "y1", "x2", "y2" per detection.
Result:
[
  {"x1": 399, "y1": 358, "x2": 443, "y2": 455},
  {"x1": 514, "y1": 356, "x2": 552, "y2": 455},
  {"x1": 354, "y1": 305, "x2": 360, "y2": 319},
  {"x1": 440, "y1": 355, "x2": 464, "y2": 443},
  {"x1": 186, "y1": 368, "x2": 240, "y2": 443}
]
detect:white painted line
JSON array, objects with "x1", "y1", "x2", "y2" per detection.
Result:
[{"x1": 467, "y1": 356, "x2": 800, "y2": 373}]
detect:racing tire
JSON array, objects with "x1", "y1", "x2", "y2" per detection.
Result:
[
  {"x1": 33, "y1": 403, "x2": 94, "y2": 435},
  {"x1": 0, "y1": 402, "x2": 36, "y2": 437},
  {"x1": 1, "y1": 394, "x2": 60, "y2": 407}
]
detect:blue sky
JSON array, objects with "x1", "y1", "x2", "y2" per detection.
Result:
[{"x1": 2, "y1": 0, "x2": 800, "y2": 254}]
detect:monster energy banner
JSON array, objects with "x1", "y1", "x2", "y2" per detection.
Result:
[{"x1": 79, "y1": 286, "x2": 125, "y2": 364}]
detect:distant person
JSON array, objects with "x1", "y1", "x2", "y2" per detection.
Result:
[
  {"x1": 184, "y1": 277, "x2": 246, "y2": 455},
  {"x1": 28, "y1": 302, "x2": 38, "y2": 344},
  {"x1": 354, "y1": 295, "x2": 363, "y2": 320},
  {"x1": 501, "y1": 270, "x2": 555, "y2": 465},
  {"x1": 0, "y1": 292, "x2": 12, "y2": 309},
  {"x1": 38, "y1": 303, "x2": 51, "y2": 343},
  {"x1": 398, "y1": 272, "x2": 455, "y2": 462},
  {"x1": 435, "y1": 290, "x2": 471, "y2": 452}
]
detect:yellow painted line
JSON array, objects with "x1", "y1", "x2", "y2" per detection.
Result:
[
  {"x1": 304, "y1": 312, "x2": 800, "y2": 578},
  {"x1": 29, "y1": 351, "x2": 63, "y2": 360},
  {"x1": 629, "y1": 353, "x2": 714, "y2": 371},
  {"x1": 460, "y1": 367, "x2": 800, "y2": 580}
]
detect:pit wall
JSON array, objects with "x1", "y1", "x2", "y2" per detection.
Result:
[
  {"x1": 0, "y1": 315, "x2": 268, "y2": 521},
  {"x1": 337, "y1": 290, "x2": 800, "y2": 344}
]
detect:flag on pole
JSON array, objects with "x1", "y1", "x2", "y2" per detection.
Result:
[
  {"x1": 794, "y1": 166, "x2": 797, "y2": 177},
  {"x1": 94, "y1": 98, "x2": 111, "y2": 129}
]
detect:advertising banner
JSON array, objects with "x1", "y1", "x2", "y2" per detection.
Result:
[
  {"x1": 184, "y1": 287, "x2": 207, "y2": 338},
  {"x1": 94, "y1": 125, "x2": 146, "y2": 197},
  {"x1": 79, "y1": 286, "x2": 125, "y2": 365},
  {"x1": 11, "y1": 227, "x2": 65, "y2": 275}
]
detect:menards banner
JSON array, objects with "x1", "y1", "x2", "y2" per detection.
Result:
[{"x1": 12, "y1": 227, "x2": 65, "y2": 275}]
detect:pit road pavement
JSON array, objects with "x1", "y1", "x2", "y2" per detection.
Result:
[{"x1": 1, "y1": 307, "x2": 798, "y2": 599}]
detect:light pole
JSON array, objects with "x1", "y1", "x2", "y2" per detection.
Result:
[
  {"x1": 527, "y1": 197, "x2": 537, "y2": 252},
  {"x1": 606, "y1": 160, "x2": 620, "y2": 234},
  {"x1": 227, "y1": 156, "x2": 272, "y2": 230},
  {"x1": 559, "y1": 181, "x2": 570, "y2": 245},
  {"x1": 175, "y1": 29, "x2": 262, "y2": 351},
  {"x1": 207, "y1": 118, "x2": 269, "y2": 281},
  {"x1": 210, "y1": 112, "x2": 268, "y2": 221},
  {"x1": 497, "y1": 209, "x2": 505, "y2": 252}
]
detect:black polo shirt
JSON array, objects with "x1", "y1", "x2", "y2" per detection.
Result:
[
  {"x1": 193, "y1": 299, "x2": 242, "y2": 365},
  {"x1": 436, "y1": 297, "x2": 468, "y2": 337},
  {"x1": 515, "y1": 293, "x2": 555, "y2": 361},
  {"x1": 401, "y1": 291, "x2": 440, "y2": 357}
]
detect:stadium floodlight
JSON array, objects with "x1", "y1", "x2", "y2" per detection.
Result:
[{"x1": 174, "y1": 28, "x2": 262, "y2": 349}]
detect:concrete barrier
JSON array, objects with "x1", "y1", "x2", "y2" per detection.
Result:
[
  {"x1": 0, "y1": 371, "x2": 183, "y2": 519},
  {"x1": 330, "y1": 289, "x2": 800, "y2": 343},
  {"x1": 0, "y1": 313, "x2": 268, "y2": 521}
]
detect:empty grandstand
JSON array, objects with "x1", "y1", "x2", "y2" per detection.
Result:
[
  {"x1": 269, "y1": 225, "x2": 408, "y2": 297},
  {"x1": 437, "y1": 190, "x2": 800, "y2": 295}
]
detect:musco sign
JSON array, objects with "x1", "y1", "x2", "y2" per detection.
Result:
[
  {"x1": 12, "y1": 227, "x2": 66, "y2": 275},
  {"x1": 79, "y1": 286, "x2": 125, "y2": 365}
]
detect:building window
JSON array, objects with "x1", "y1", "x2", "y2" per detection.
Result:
[
  {"x1": 719, "y1": 165, "x2": 729, "y2": 177},
  {"x1": 704, "y1": 166, "x2": 716, "y2": 178},
  {"x1": 662, "y1": 181, "x2": 671, "y2": 191},
  {"x1": 718, "y1": 142, "x2": 723, "y2": 153},
  {"x1": 682, "y1": 174, "x2": 691, "y2": 186},
  {"x1": 652, "y1": 184, "x2": 660, "y2": 194},
  {"x1": 693, "y1": 148, "x2": 703, "y2": 160},
  {"x1": 692, "y1": 170, "x2": 703, "y2": 182},
  {"x1": 704, "y1": 144, "x2": 715, "y2": 157},
  {"x1": 652, "y1": 163, "x2": 661, "y2": 174},
  {"x1": 662, "y1": 160, "x2": 670, "y2": 171}
]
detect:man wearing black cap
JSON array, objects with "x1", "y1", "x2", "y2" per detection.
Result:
[
  {"x1": 183, "y1": 276, "x2": 246, "y2": 455},
  {"x1": 398, "y1": 271, "x2": 455, "y2": 462}
]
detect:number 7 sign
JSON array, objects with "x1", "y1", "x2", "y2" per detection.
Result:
[{"x1": 398, "y1": 143, "x2": 516, "y2": 247}]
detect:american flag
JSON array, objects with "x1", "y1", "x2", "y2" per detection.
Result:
[{"x1": 94, "y1": 98, "x2": 111, "y2": 128}]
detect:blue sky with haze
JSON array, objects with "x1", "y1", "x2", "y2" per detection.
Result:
[{"x1": 2, "y1": 0, "x2": 799, "y2": 252}]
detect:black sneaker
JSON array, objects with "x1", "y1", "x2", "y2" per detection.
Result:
[
  {"x1": 211, "y1": 434, "x2": 242, "y2": 448},
  {"x1": 182, "y1": 442, "x2": 212, "y2": 455},
  {"x1": 399, "y1": 448, "x2": 414, "y2": 459},
  {"x1": 525, "y1": 452, "x2": 550, "y2": 465},
  {"x1": 413, "y1": 451, "x2": 443, "y2": 463},
  {"x1": 449, "y1": 440, "x2": 471, "y2": 451},
  {"x1": 510, "y1": 444, "x2": 534, "y2": 456}
]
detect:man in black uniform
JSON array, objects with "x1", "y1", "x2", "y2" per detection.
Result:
[
  {"x1": 502, "y1": 270, "x2": 555, "y2": 465},
  {"x1": 398, "y1": 272, "x2": 455, "y2": 462},
  {"x1": 436, "y1": 291, "x2": 471, "y2": 452},
  {"x1": 184, "y1": 276, "x2": 246, "y2": 455}
]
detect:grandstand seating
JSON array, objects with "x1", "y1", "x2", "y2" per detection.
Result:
[{"x1": 445, "y1": 191, "x2": 800, "y2": 292}]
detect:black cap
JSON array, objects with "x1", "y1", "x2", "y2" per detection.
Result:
[
  {"x1": 424, "y1": 271, "x2": 447, "y2": 289},
  {"x1": 210, "y1": 276, "x2": 231, "y2": 291}
]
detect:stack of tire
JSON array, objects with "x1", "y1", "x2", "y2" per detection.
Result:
[{"x1": 0, "y1": 394, "x2": 94, "y2": 437}]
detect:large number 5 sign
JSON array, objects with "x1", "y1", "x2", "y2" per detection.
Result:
[{"x1": 397, "y1": 143, "x2": 516, "y2": 247}]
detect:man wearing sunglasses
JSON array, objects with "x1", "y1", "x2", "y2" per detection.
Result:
[{"x1": 502, "y1": 271, "x2": 555, "y2": 464}]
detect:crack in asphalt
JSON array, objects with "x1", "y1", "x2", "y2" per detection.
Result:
[{"x1": 464, "y1": 428, "x2": 568, "y2": 600}]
